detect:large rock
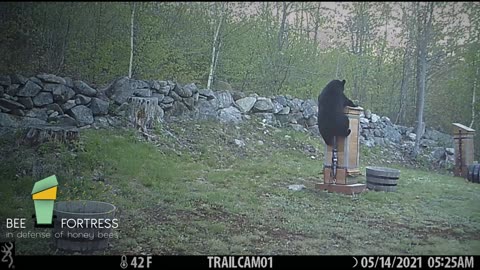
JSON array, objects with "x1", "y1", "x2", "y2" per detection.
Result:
[
  {"x1": 113, "y1": 102, "x2": 130, "y2": 116},
  {"x1": 232, "y1": 91, "x2": 246, "y2": 101},
  {"x1": 130, "y1": 80, "x2": 150, "y2": 90},
  {"x1": 73, "y1": 80, "x2": 97, "y2": 97},
  {"x1": 0, "y1": 98, "x2": 25, "y2": 110},
  {"x1": 11, "y1": 74, "x2": 28, "y2": 85},
  {"x1": 287, "y1": 98, "x2": 303, "y2": 113},
  {"x1": 307, "y1": 125, "x2": 320, "y2": 137},
  {"x1": 68, "y1": 105, "x2": 94, "y2": 126},
  {"x1": 46, "y1": 103, "x2": 64, "y2": 114},
  {"x1": 43, "y1": 83, "x2": 58, "y2": 92},
  {"x1": 276, "y1": 114, "x2": 294, "y2": 125},
  {"x1": 167, "y1": 100, "x2": 190, "y2": 117},
  {"x1": 17, "y1": 81, "x2": 42, "y2": 97},
  {"x1": 64, "y1": 77, "x2": 74, "y2": 88},
  {"x1": 6, "y1": 84, "x2": 20, "y2": 96},
  {"x1": 151, "y1": 93, "x2": 165, "y2": 103},
  {"x1": 11, "y1": 109, "x2": 25, "y2": 117},
  {"x1": 169, "y1": 90, "x2": 182, "y2": 102},
  {"x1": 89, "y1": 98, "x2": 109, "y2": 116},
  {"x1": 277, "y1": 106, "x2": 290, "y2": 115},
  {"x1": 133, "y1": 88, "x2": 152, "y2": 97},
  {"x1": 290, "y1": 123, "x2": 305, "y2": 132},
  {"x1": 0, "y1": 75, "x2": 11, "y2": 87},
  {"x1": 361, "y1": 136, "x2": 375, "y2": 147},
  {"x1": 424, "y1": 129, "x2": 453, "y2": 147},
  {"x1": 360, "y1": 117, "x2": 369, "y2": 125},
  {"x1": 272, "y1": 101, "x2": 284, "y2": 114},
  {"x1": 253, "y1": 97, "x2": 274, "y2": 113},
  {"x1": 374, "y1": 137, "x2": 386, "y2": 146},
  {"x1": 105, "y1": 77, "x2": 151, "y2": 105},
  {"x1": 383, "y1": 125, "x2": 402, "y2": 143},
  {"x1": 52, "y1": 85, "x2": 76, "y2": 103},
  {"x1": 25, "y1": 108, "x2": 48, "y2": 121},
  {"x1": 75, "y1": 94, "x2": 92, "y2": 105},
  {"x1": 254, "y1": 113, "x2": 276, "y2": 125},
  {"x1": 198, "y1": 89, "x2": 215, "y2": 100},
  {"x1": 364, "y1": 109, "x2": 372, "y2": 119},
  {"x1": 431, "y1": 147, "x2": 446, "y2": 160},
  {"x1": 217, "y1": 106, "x2": 242, "y2": 124},
  {"x1": 302, "y1": 102, "x2": 317, "y2": 119},
  {"x1": 0, "y1": 112, "x2": 47, "y2": 127},
  {"x1": 33, "y1": 92, "x2": 54, "y2": 107},
  {"x1": 159, "y1": 103, "x2": 172, "y2": 111},
  {"x1": 29, "y1": 76, "x2": 42, "y2": 86},
  {"x1": 162, "y1": 96, "x2": 174, "y2": 104},
  {"x1": 56, "y1": 115, "x2": 77, "y2": 126},
  {"x1": 150, "y1": 80, "x2": 167, "y2": 91},
  {"x1": 236, "y1": 97, "x2": 256, "y2": 113},
  {"x1": 306, "y1": 115, "x2": 317, "y2": 127},
  {"x1": 158, "y1": 86, "x2": 170, "y2": 95},
  {"x1": 183, "y1": 97, "x2": 195, "y2": 110},
  {"x1": 215, "y1": 91, "x2": 233, "y2": 109},
  {"x1": 195, "y1": 99, "x2": 219, "y2": 120},
  {"x1": 274, "y1": 96, "x2": 288, "y2": 106},
  {"x1": 17, "y1": 97, "x2": 33, "y2": 109},
  {"x1": 174, "y1": 83, "x2": 195, "y2": 98},
  {"x1": 62, "y1": 100, "x2": 76, "y2": 111},
  {"x1": 36, "y1": 73, "x2": 66, "y2": 85},
  {"x1": 0, "y1": 105, "x2": 10, "y2": 113}
]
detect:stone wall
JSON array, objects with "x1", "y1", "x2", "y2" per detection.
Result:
[{"x1": 0, "y1": 73, "x2": 455, "y2": 166}]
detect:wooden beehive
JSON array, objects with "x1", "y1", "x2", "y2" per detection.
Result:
[
  {"x1": 453, "y1": 123, "x2": 475, "y2": 178},
  {"x1": 322, "y1": 106, "x2": 362, "y2": 185}
]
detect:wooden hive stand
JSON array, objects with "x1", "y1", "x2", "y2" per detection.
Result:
[
  {"x1": 452, "y1": 123, "x2": 475, "y2": 178},
  {"x1": 316, "y1": 106, "x2": 366, "y2": 195}
]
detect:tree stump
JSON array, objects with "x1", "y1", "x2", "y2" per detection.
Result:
[
  {"x1": 23, "y1": 125, "x2": 80, "y2": 146},
  {"x1": 127, "y1": 97, "x2": 162, "y2": 131}
]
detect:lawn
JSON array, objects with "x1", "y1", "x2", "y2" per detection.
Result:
[{"x1": 1, "y1": 119, "x2": 479, "y2": 255}]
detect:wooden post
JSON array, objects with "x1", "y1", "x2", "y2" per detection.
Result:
[
  {"x1": 316, "y1": 106, "x2": 366, "y2": 195},
  {"x1": 453, "y1": 123, "x2": 475, "y2": 178}
]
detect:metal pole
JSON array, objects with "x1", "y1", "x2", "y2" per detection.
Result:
[{"x1": 331, "y1": 136, "x2": 338, "y2": 184}]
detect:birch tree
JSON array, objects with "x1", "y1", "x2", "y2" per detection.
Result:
[{"x1": 128, "y1": 2, "x2": 136, "y2": 79}]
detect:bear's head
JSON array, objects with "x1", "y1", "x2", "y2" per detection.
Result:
[{"x1": 333, "y1": 79, "x2": 346, "y2": 91}]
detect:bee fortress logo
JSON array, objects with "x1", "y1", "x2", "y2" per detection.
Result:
[{"x1": 0, "y1": 242, "x2": 14, "y2": 269}]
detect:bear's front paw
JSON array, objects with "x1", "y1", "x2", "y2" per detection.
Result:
[{"x1": 347, "y1": 129, "x2": 351, "y2": 136}]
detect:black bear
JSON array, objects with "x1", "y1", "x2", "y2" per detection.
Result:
[{"x1": 317, "y1": 79, "x2": 357, "y2": 146}]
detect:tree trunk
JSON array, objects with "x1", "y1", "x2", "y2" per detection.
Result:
[
  {"x1": 128, "y1": 2, "x2": 136, "y2": 79},
  {"x1": 213, "y1": 40, "x2": 222, "y2": 82},
  {"x1": 207, "y1": 14, "x2": 223, "y2": 90},
  {"x1": 57, "y1": 5, "x2": 71, "y2": 75},
  {"x1": 413, "y1": 2, "x2": 433, "y2": 156},
  {"x1": 395, "y1": 46, "x2": 410, "y2": 125},
  {"x1": 470, "y1": 65, "x2": 479, "y2": 128},
  {"x1": 278, "y1": 2, "x2": 289, "y2": 51}
]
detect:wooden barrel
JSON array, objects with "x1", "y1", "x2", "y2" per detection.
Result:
[
  {"x1": 366, "y1": 167, "x2": 401, "y2": 192},
  {"x1": 53, "y1": 200, "x2": 116, "y2": 252},
  {"x1": 468, "y1": 164, "x2": 480, "y2": 183}
]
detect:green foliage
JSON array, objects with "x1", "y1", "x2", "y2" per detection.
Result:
[{"x1": 0, "y1": 2, "x2": 478, "y2": 157}]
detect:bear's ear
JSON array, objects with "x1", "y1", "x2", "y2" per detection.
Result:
[{"x1": 342, "y1": 79, "x2": 346, "y2": 85}]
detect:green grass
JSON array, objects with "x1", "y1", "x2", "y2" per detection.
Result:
[{"x1": 0, "y1": 120, "x2": 479, "y2": 255}]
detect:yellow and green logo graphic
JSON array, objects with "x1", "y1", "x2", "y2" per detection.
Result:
[{"x1": 31, "y1": 175, "x2": 58, "y2": 227}]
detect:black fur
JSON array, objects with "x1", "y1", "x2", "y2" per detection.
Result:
[{"x1": 317, "y1": 79, "x2": 357, "y2": 146}]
